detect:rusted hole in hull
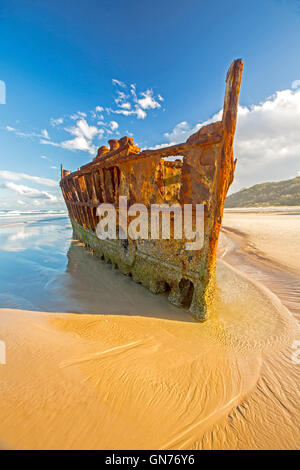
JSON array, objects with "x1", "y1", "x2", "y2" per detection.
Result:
[
  {"x1": 178, "y1": 278, "x2": 194, "y2": 308},
  {"x1": 164, "y1": 282, "x2": 171, "y2": 293},
  {"x1": 155, "y1": 157, "x2": 183, "y2": 203}
]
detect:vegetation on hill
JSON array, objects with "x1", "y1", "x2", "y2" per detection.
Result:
[{"x1": 225, "y1": 176, "x2": 300, "y2": 207}]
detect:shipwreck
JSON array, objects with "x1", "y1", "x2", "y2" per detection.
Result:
[{"x1": 60, "y1": 59, "x2": 243, "y2": 320}]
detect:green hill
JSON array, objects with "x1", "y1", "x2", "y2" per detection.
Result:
[{"x1": 225, "y1": 176, "x2": 300, "y2": 208}]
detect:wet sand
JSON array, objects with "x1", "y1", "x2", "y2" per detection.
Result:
[
  {"x1": 222, "y1": 209, "x2": 300, "y2": 320},
  {"x1": 223, "y1": 208, "x2": 300, "y2": 276},
  {"x1": 0, "y1": 212, "x2": 299, "y2": 449}
]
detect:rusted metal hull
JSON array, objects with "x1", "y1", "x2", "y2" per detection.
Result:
[{"x1": 60, "y1": 60, "x2": 243, "y2": 320}]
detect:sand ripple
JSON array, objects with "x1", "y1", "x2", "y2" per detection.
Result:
[{"x1": 0, "y1": 215, "x2": 299, "y2": 449}]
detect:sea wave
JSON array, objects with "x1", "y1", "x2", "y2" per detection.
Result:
[{"x1": 0, "y1": 209, "x2": 67, "y2": 218}]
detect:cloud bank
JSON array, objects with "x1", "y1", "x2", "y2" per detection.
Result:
[
  {"x1": 0, "y1": 170, "x2": 62, "y2": 208},
  {"x1": 0, "y1": 181, "x2": 58, "y2": 201},
  {"x1": 159, "y1": 85, "x2": 300, "y2": 192},
  {"x1": 0, "y1": 170, "x2": 57, "y2": 187}
]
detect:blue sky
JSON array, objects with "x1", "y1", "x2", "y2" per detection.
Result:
[{"x1": 1, "y1": 0, "x2": 300, "y2": 209}]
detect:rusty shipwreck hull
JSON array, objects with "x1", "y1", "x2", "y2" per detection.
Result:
[{"x1": 60, "y1": 59, "x2": 243, "y2": 320}]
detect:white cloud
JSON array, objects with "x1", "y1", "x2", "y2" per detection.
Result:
[
  {"x1": 114, "y1": 91, "x2": 128, "y2": 106},
  {"x1": 160, "y1": 109, "x2": 223, "y2": 145},
  {"x1": 1, "y1": 181, "x2": 58, "y2": 201},
  {"x1": 70, "y1": 111, "x2": 88, "y2": 120},
  {"x1": 119, "y1": 102, "x2": 131, "y2": 110},
  {"x1": 138, "y1": 89, "x2": 161, "y2": 110},
  {"x1": 135, "y1": 107, "x2": 147, "y2": 119},
  {"x1": 291, "y1": 80, "x2": 300, "y2": 89},
  {"x1": 50, "y1": 117, "x2": 64, "y2": 126},
  {"x1": 41, "y1": 155, "x2": 52, "y2": 161},
  {"x1": 41, "y1": 129, "x2": 50, "y2": 139},
  {"x1": 67, "y1": 118, "x2": 99, "y2": 141},
  {"x1": 61, "y1": 137, "x2": 94, "y2": 154},
  {"x1": 108, "y1": 105, "x2": 147, "y2": 120},
  {"x1": 112, "y1": 79, "x2": 126, "y2": 88},
  {"x1": 148, "y1": 142, "x2": 175, "y2": 150},
  {"x1": 91, "y1": 106, "x2": 104, "y2": 119},
  {"x1": 0, "y1": 170, "x2": 57, "y2": 187},
  {"x1": 109, "y1": 80, "x2": 163, "y2": 120},
  {"x1": 164, "y1": 121, "x2": 192, "y2": 143},
  {"x1": 41, "y1": 118, "x2": 104, "y2": 154},
  {"x1": 130, "y1": 84, "x2": 137, "y2": 102},
  {"x1": 40, "y1": 139, "x2": 61, "y2": 148},
  {"x1": 5, "y1": 125, "x2": 52, "y2": 141},
  {"x1": 17, "y1": 200, "x2": 26, "y2": 206},
  {"x1": 109, "y1": 121, "x2": 119, "y2": 131},
  {"x1": 50, "y1": 166, "x2": 58, "y2": 170},
  {"x1": 230, "y1": 88, "x2": 300, "y2": 191}
]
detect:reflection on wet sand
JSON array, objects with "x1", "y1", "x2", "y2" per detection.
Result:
[
  {"x1": 0, "y1": 218, "x2": 193, "y2": 320},
  {"x1": 65, "y1": 239, "x2": 196, "y2": 321}
]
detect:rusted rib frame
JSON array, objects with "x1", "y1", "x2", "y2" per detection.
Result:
[
  {"x1": 60, "y1": 181, "x2": 68, "y2": 204},
  {"x1": 88, "y1": 173, "x2": 99, "y2": 205},
  {"x1": 64, "y1": 178, "x2": 78, "y2": 222},
  {"x1": 71, "y1": 178, "x2": 83, "y2": 224},
  {"x1": 79, "y1": 175, "x2": 94, "y2": 230},
  {"x1": 78, "y1": 175, "x2": 92, "y2": 229},
  {"x1": 104, "y1": 169, "x2": 114, "y2": 203},
  {"x1": 91, "y1": 171, "x2": 103, "y2": 203},
  {"x1": 83, "y1": 173, "x2": 97, "y2": 230},
  {"x1": 73, "y1": 177, "x2": 87, "y2": 227},
  {"x1": 83, "y1": 173, "x2": 93, "y2": 200},
  {"x1": 78, "y1": 175, "x2": 88, "y2": 202},
  {"x1": 87, "y1": 172, "x2": 100, "y2": 230},
  {"x1": 61, "y1": 181, "x2": 73, "y2": 220},
  {"x1": 68, "y1": 200, "x2": 99, "y2": 208},
  {"x1": 65, "y1": 178, "x2": 80, "y2": 224},
  {"x1": 98, "y1": 168, "x2": 108, "y2": 202},
  {"x1": 113, "y1": 167, "x2": 119, "y2": 203}
]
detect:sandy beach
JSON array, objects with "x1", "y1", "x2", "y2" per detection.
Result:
[
  {"x1": 223, "y1": 208, "x2": 300, "y2": 277},
  {"x1": 0, "y1": 211, "x2": 299, "y2": 450},
  {"x1": 221, "y1": 208, "x2": 300, "y2": 321}
]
